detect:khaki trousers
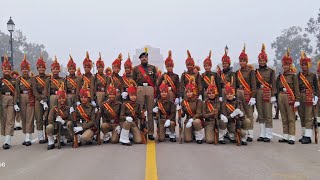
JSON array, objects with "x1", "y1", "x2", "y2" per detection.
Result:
[
  {"x1": 101, "y1": 122, "x2": 120, "y2": 143},
  {"x1": 256, "y1": 89, "x2": 273, "y2": 128},
  {"x1": 1, "y1": 95, "x2": 15, "y2": 136},
  {"x1": 298, "y1": 93, "x2": 313, "y2": 129},
  {"x1": 137, "y1": 86, "x2": 154, "y2": 135},
  {"x1": 122, "y1": 121, "x2": 142, "y2": 144},
  {"x1": 96, "y1": 92, "x2": 106, "y2": 108},
  {"x1": 237, "y1": 90, "x2": 254, "y2": 130},
  {"x1": 278, "y1": 93, "x2": 296, "y2": 135},
  {"x1": 35, "y1": 99, "x2": 45, "y2": 131},
  {"x1": 157, "y1": 119, "x2": 175, "y2": 142},
  {"x1": 20, "y1": 94, "x2": 35, "y2": 134},
  {"x1": 184, "y1": 118, "x2": 202, "y2": 142}
]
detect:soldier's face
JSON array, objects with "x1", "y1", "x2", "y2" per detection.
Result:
[
  {"x1": 51, "y1": 67, "x2": 60, "y2": 75},
  {"x1": 112, "y1": 66, "x2": 120, "y2": 74},
  {"x1": 140, "y1": 56, "x2": 148, "y2": 65},
  {"x1": 204, "y1": 64, "x2": 211, "y2": 72},
  {"x1": 186, "y1": 64, "x2": 194, "y2": 71},
  {"x1": 125, "y1": 67, "x2": 132, "y2": 74},
  {"x1": 166, "y1": 66, "x2": 173, "y2": 73},
  {"x1": 58, "y1": 98, "x2": 66, "y2": 105},
  {"x1": 68, "y1": 67, "x2": 76, "y2": 75},
  {"x1": 301, "y1": 63, "x2": 308, "y2": 72},
  {"x1": 186, "y1": 90, "x2": 193, "y2": 98},
  {"x1": 160, "y1": 91, "x2": 168, "y2": 99},
  {"x1": 193, "y1": 68, "x2": 199, "y2": 74},
  {"x1": 80, "y1": 96, "x2": 89, "y2": 104},
  {"x1": 259, "y1": 59, "x2": 267, "y2": 66},
  {"x1": 222, "y1": 62, "x2": 230, "y2": 69},
  {"x1": 226, "y1": 93, "x2": 234, "y2": 100},
  {"x1": 37, "y1": 66, "x2": 46, "y2": 74},
  {"x1": 282, "y1": 64, "x2": 290, "y2": 72},
  {"x1": 97, "y1": 66, "x2": 104, "y2": 74},
  {"x1": 108, "y1": 94, "x2": 115, "y2": 101},
  {"x1": 239, "y1": 59, "x2": 247, "y2": 68},
  {"x1": 84, "y1": 66, "x2": 92, "y2": 73},
  {"x1": 21, "y1": 68, "x2": 30, "y2": 76},
  {"x1": 208, "y1": 92, "x2": 216, "y2": 99},
  {"x1": 129, "y1": 94, "x2": 137, "y2": 101},
  {"x1": 2, "y1": 68, "x2": 11, "y2": 76}
]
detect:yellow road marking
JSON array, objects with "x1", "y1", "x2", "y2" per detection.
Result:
[{"x1": 145, "y1": 140, "x2": 158, "y2": 180}]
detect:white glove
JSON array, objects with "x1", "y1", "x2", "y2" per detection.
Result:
[
  {"x1": 154, "y1": 98, "x2": 158, "y2": 103},
  {"x1": 176, "y1": 105, "x2": 181, "y2": 111},
  {"x1": 220, "y1": 114, "x2": 228, "y2": 123},
  {"x1": 73, "y1": 127, "x2": 83, "y2": 133},
  {"x1": 43, "y1": 102, "x2": 48, "y2": 111},
  {"x1": 126, "y1": 116, "x2": 133, "y2": 123},
  {"x1": 95, "y1": 108, "x2": 98, "y2": 113},
  {"x1": 282, "y1": 88, "x2": 287, "y2": 92},
  {"x1": 179, "y1": 97, "x2": 182, "y2": 103},
  {"x1": 230, "y1": 110, "x2": 238, "y2": 118},
  {"x1": 55, "y1": 116, "x2": 65, "y2": 124},
  {"x1": 153, "y1": 106, "x2": 159, "y2": 113},
  {"x1": 121, "y1": 92, "x2": 128, "y2": 99},
  {"x1": 115, "y1": 125, "x2": 121, "y2": 134},
  {"x1": 248, "y1": 98, "x2": 256, "y2": 106},
  {"x1": 235, "y1": 108, "x2": 244, "y2": 117},
  {"x1": 294, "y1": 101, "x2": 300, "y2": 108},
  {"x1": 219, "y1": 97, "x2": 223, "y2": 102},
  {"x1": 76, "y1": 101, "x2": 81, "y2": 106},
  {"x1": 174, "y1": 98, "x2": 180, "y2": 105},
  {"x1": 164, "y1": 119, "x2": 171, "y2": 127},
  {"x1": 271, "y1": 96, "x2": 276, "y2": 103},
  {"x1": 14, "y1": 105, "x2": 20, "y2": 112},
  {"x1": 69, "y1": 107, "x2": 75, "y2": 114},
  {"x1": 186, "y1": 118, "x2": 194, "y2": 128},
  {"x1": 274, "y1": 102, "x2": 278, "y2": 109},
  {"x1": 313, "y1": 96, "x2": 318, "y2": 106},
  {"x1": 144, "y1": 111, "x2": 147, "y2": 117},
  {"x1": 91, "y1": 101, "x2": 97, "y2": 107},
  {"x1": 198, "y1": 95, "x2": 203, "y2": 101}
]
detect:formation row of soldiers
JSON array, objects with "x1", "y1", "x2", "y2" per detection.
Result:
[{"x1": 0, "y1": 44, "x2": 319, "y2": 150}]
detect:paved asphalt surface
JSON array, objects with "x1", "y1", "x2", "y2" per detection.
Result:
[{"x1": 0, "y1": 113, "x2": 319, "y2": 180}]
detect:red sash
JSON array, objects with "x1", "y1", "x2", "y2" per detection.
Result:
[
  {"x1": 36, "y1": 76, "x2": 46, "y2": 87},
  {"x1": 256, "y1": 70, "x2": 271, "y2": 89},
  {"x1": 125, "y1": 103, "x2": 136, "y2": 118},
  {"x1": 54, "y1": 107, "x2": 65, "y2": 118},
  {"x1": 204, "y1": 75, "x2": 218, "y2": 95},
  {"x1": 2, "y1": 79, "x2": 15, "y2": 94},
  {"x1": 123, "y1": 75, "x2": 131, "y2": 87},
  {"x1": 183, "y1": 100, "x2": 194, "y2": 117},
  {"x1": 256, "y1": 70, "x2": 271, "y2": 102},
  {"x1": 226, "y1": 103, "x2": 235, "y2": 113},
  {"x1": 207, "y1": 102, "x2": 215, "y2": 112},
  {"x1": 138, "y1": 65, "x2": 154, "y2": 87},
  {"x1": 77, "y1": 105, "x2": 91, "y2": 122},
  {"x1": 96, "y1": 74, "x2": 106, "y2": 86},
  {"x1": 112, "y1": 76, "x2": 121, "y2": 88},
  {"x1": 83, "y1": 76, "x2": 90, "y2": 85},
  {"x1": 237, "y1": 71, "x2": 251, "y2": 103},
  {"x1": 299, "y1": 73, "x2": 314, "y2": 94},
  {"x1": 103, "y1": 102, "x2": 117, "y2": 118},
  {"x1": 51, "y1": 78, "x2": 60, "y2": 89},
  {"x1": 184, "y1": 73, "x2": 191, "y2": 82},
  {"x1": 67, "y1": 77, "x2": 77, "y2": 89},
  {"x1": 157, "y1": 102, "x2": 168, "y2": 116},
  {"x1": 280, "y1": 74, "x2": 295, "y2": 104},
  {"x1": 164, "y1": 74, "x2": 176, "y2": 92},
  {"x1": 20, "y1": 77, "x2": 31, "y2": 89}
]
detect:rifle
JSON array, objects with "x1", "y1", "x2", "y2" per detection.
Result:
[
  {"x1": 72, "y1": 103, "x2": 79, "y2": 148},
  {"x1": 235, "y1": 116, "x2": 241, "y2": 146},
  {"x1": 177, "y1": 102, "x2": 183, "y2": 144},
  {"x1": 155, "y1": 104, "x2": 160, "y2": 143},
  {"x1": 313, "y1": 105, "x2": 318, "y2": 144},
  {"x1": 140, "y1": 95, "x2": 148, "y2": 144},
  {"x1": 96, "y1": 106, "x2": 102, "y2": 145},
  {"x1": 214, "y1": 117, "x2": 219, "y2": 145},
  {"x1": 44, "y1": 75, "x2": 51, "y2": 143}
]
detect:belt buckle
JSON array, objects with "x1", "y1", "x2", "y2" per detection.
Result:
[
  {"x1": 5, "y1": 92, "x2": 10, "y2": 96},
  {"x1": 101, "y1": 88, "x2": 104, "y2": 91},
  {"x1": 110, "y1": 119, "x2": 115, "y2": 123},
  {"x1": 260, "y1": 85, "x2": 264, "y2": 88},
  {"x1": 23, "y1": 90, "x2": 28, "y2": 94},
  {"x1": 143, "y1": 83, "x2": 148, "y2": 86},
  {"x1": 71, "y1": 90, "x2": 75, "y2": 94},
  {"x1": 168, "y1": 87, "x2": 172, "y2": 91}
]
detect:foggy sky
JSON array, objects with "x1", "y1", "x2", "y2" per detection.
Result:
[{"x1": 0, "y1": 0, "x2": 319, "y2": 74}]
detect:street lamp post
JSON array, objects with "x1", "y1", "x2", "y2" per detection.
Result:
[{"x1": 7, "y1": 17, "x2": 15, "y2": 68}]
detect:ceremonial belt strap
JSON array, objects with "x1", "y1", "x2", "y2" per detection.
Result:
[
  {"x1": 185, "y1": 73, "x2": 191, "y2": 82},
  {"x1": 138, "y1": 65, "x2": 154, "y2": 87},
  {"x1": 226, "y1": 103, "x2": 235, "y2": 112},
  {"x1": 67, "y1": 77, "x2": 77, "y2": 88},
  {"x1": 54, "y1": 107, "x2": 65, "y2": 118},
  {"x1": 125, "y1": 103, "x2": 136, "y2": 118},
  {"x1": 207, "y1": 102, "x2": 215, "y2": 112},
  {"x1": 36, "y1": 76, "x2": 45, "y2": 87},
  {"x1": 256, "y1": 70, "x2": 271, "y2": 89},
  {"x1": 164, "y1": 74, "x2": 176, "y2": 92},
  {"x1": 123, "y1": 76, "x2": 130, "y2": 87},
  {"x1": 51, "y1": 78, "x2": 60, "y2": 89},
  {"x1": 83, "y1": 76, "x2": 90, "y2": 85},
  {"x1": 157, "y1": 101, "x2": 167, "y2": 116},
  {"x1": 20, "y1": 77, "x2": 31, "y2": 89},
  {"x1": 237, "y1": 71, "x2": 251, "y2": 93},
  {"x1": 204, "y1": 75, "x2": 218, "y2": 95},
  {"x1": 77, "y1": 105, "x2": 90, "y2": 122},
  {"x1": 103, "y1": 102, "x2": 117, "y2": 118},
  {"x1": 300, "y1": 73, "x2": 314, "y2": 94},
  {"x1": 183, "y1": 100, "x2": 194, "y2": 117},
  {"x1": 280, "y1": 74, "x2": 295, "y2": 101},
  {"x1": 221, "y1": 73, "x2": 234, "y2": 86},
  {"x1": 96, "y1": 74, "x2": 106, "y2": 86},
  {"x1": 112, "y1": 76, "x2": 121, "y2": 87},
  {"x1": 2, "y1": 79, "x2": 15, "y2": 94}
]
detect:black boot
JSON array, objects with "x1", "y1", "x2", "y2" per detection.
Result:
[
  {"x1": 170, "y1": 138, "x2": 176, "y2": 142},
  {"x1": 301, "y1": 137, "x2": 311, "y2": 144},
  {"x1": 288, "y1": 140, "x2": 295, "y2": 145},
  {"x1": 241, "y1": 141, "x2": 247, "y2": 145},
  {"x1": 22, "y1": 141, "x2": 26, "y2": 145},
  {"x1": 263, "y1": 138, "x2": 271, "y2": 142},
  {"x1": 278, "y1": 139, "x2": 288, "y2": 143},
  {"x1": 47, "y1": 144, "x2": 55, "y2": 150},
  {"x1": 39, "y1": 140, "x2": 46, "y2": 144},
  {"x1": 196, "y1": 140, "x2": 203, "y2": 144},
  {"x1": 299, "y1": 136, "x2": 305, "y2": 142},
  {"x1": 25, "y1": 141, "x2": 32, "y2": 146},
  {"x1": 148, "y1": 135, "x2": 155, "y2": 140},
  {"x1": 103, "y1": 139, "x2": 110, "y2": 144},
  {"x1": 122, "y1": 142, "x2": 132, "y2": 146},
  {"x1": 218, "y1": 140, "x2": 226, "y2": 144},
  {"x1": 2, "y1": 143, "x2": 10, "y2": 150},
  {"x1": 230, "y1": 139, "x2": 236, "y2": 143},
  {"x1": 165, "y1": 134, "x2": 170, "y2": 139},
  {"x1": 257, "y1": 137, "x2": 264, "y2": 142},
  {"x1": 247, "y1": 137, "x2": 253, "y2": 142}
]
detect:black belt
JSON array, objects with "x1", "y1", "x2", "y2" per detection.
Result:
[{"x1": 1, "y1": 92, "x2": 13, "y2": 96}]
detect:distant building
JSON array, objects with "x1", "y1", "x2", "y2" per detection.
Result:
[{"x1": 132, "y1": 45, "x2": 164, "y2": 72}]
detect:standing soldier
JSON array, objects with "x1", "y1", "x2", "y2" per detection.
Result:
[
  {"x1": 105, "y1": 67, "x2": 112, "y2": 77},
  {"x1": 111, "y1": 53, "x2": 124, "y2": 101},
  {"x1": 132, "y1": 48, "x2": 157, "y2": 140},
  {"x1": 33, "y1": 55, "x2": 49, "y2": 144},
  {"x1": 11, "y1": 70, "x2": 22, "y2": 130},
  {"x1": 121, "y1": 54, "x2": 134, "y2": 102},
  {"x1": 220, "y1": 46, "x2": 236, "y2": 100},
  {"x1": 153, "y1": 82, "x2": 177, "y2": 142},
  {"x1": 180, "y1": 50, "x2": 203, "y2": 100},
  {"x1": 98, "y1": 84, "x2": 122, "y2": 143},
  {"x1": 276, "y1": 49, "x2": 300, "y2": 144},
  {"x1": 76, "y1": 52, "x2": 96, "y2": 107},
  {"x1": 181, "y1": 77, "x2": 204, "y2": 144},
  {"x1": 14, "y1": 55, "x2": 36, "y2": 146},
  {"x1": 65, "y1": 55, "x2": 78, "y2": 107},
  {"x1": 256, "y1": 44, "x2": 277, "y2": 142},
  {"x1": 156, "y1": 50, "x2": 180, "y2": 104},
  {"x1": 297, "y1": 51, "x2": 318, "y2": 144},
  {"x1": 1, "y1": 56, "x2": 17, "y2": 149},
  {"x1": 46, "y1": 83, "x2": 72, "y2": 150},
  {"x1": 201, "y1": 51, "x2": 222, "y2": 101},
  {"x1": 93, "y1": 53, "x2": 109, "y2": 108},
  {"x1": 235, "y1": 46, "x2": 257, "y2": 142},
  {"x1": 119, "y1": 81, "x2": 143, "y2": 146}
]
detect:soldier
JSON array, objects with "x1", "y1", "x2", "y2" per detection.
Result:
[
  {"x1": 119, "y1": 81, "x2": 142, "y2": 146},
  {"x1": 181, "y1": 77, "x2": 204, "y2": 144},
  {"x1": 276, "y1": 49, "x2": 300, "y2": 144},
  {"x1": 105, "y1": 67, "x2": 112, "y2": 77},
  {"x1": 111, "y1": 53, "x2": 124, "y2": 101},
  {"x1": 153, "y1": 82, "x2": 177, "y2": 142},
  {"x1": 70, "y1": 82, "x2": 97, "y2": 145},
  {"x1": 65, "y1": 55, "x2": 78, "y2": 107},
  {"x1": 46, "y1": 83, "x2": 73, "y2": 150},
  {"x1": 202, "y1": 77, "x2": 224, "y2": 144},
  {"x1": 221, "y1": 85, "x2": 249, "y2": 145},
  {"x1": 76, "y1": 52, "x2": 96, "y2": 107},
  {"x1": 156, "y1": 51, "x2": 180, "y2": 104},
  {"x1": 33, "y1": 55, "x2": 49, "y2": 144},
  {"x1": 256, "y1": 44, "x2": 277, "y2": 142},
  {"x1": 11, "y1": 70, "x2": 22, "y2": 130},
  {"x1": 297, "y1": 51, "x2": 318, "y2": 144},
  {"x1": 76, "y1": 67, "x2": 82, "y2": 77},
  {"x1": 14, "y1": 55, "x2": 36, "y2": 146},
  {"x1": 1, "y1": 56, "x2": 17, "y2": 149},
  {"x1": 121, "y1": 54, "x2": 134, "y2": 102},
  {"x1": 92, "y1": 53, "x2": 109, "y2": 108},
  {"x1": 220, "y1": 46, "x2": 236, "y2": 100},
  {"x1": 98, "y1": 84, "x2": 122, "y2": 144},
  {"x1": 132, "y1": 48, "x2": 157, "y2": 140},
  {"x1": 235, "y1": 46, "x2": 257, "y2": 142},
  {"x1": 180, "y1": 50, "x2": 203, "y2": 100},
  {"x1": 201, "y1": 51, "x2": 222, "y2": 101}
]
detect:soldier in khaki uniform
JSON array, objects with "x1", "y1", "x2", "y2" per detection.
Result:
[
  {"x1": 221, "y1": 85, "x2": 250, "y2": 145},
  {"x1": 202, "y1": 77, "x2": 224, "y2": 144},
  {"x1": 65, "y1": 55, "x2": 79, "y2": 108},
  {"x1": 11, "y1": 71, "x2": 22, "y2": 130},
  {"x1": 98, "y1": 84, "x2": 121, "y2": 144},
  {"x1": 255, "y1": 44, "x2": 276, "y2": 142},
  {"x1": 105, "y1": 67, "x2": 112, "y2": 77},
  {"x1": 14, "y1": 55, "x2": 36, "y2": 146},
  {"x1": 132, "y1": 48, "x2": 157, "y2": 140},
  {"x1": 201, "y1": 51, "x2": 222, "y2": 102},
  {"x1": 156, "y1": 51, "x2": 180, "y2": 104},
  {"x1": 276, "y1": 50, "x2": 300, "y2": 144},
  {"x1": 235, "y1": 46, "x2": 257, "y2": 142},
  {"x1": 297, "y1": 51, "x2": 318, "y2": 144},
  {"x1": 121, "y1": 54, "x2": 134, "y2": 102},
  {"x1": 34, "y1": 55, "x2": 49, "y2": 144},
  {"x1": 46, "y1": 83, "x2": 72, "y2": 150},
  {"x1": 181, "y1": 77, "x2": 204, "y2": 144},
  {"x1": 70, "y1": 82, "x2": 97, "y2": 145},
  {"x1": 153, "y1": 82, "x2": 177, "y2": 142},
  {"x1": 0, "y1": 56, "x2": 17, "y2": 149},
  {"x1": 119, "y1": 82, "x2": 142, "y2": 146},
  {"x1": 180, "y1": 50, "x2": 203, "y2": 100},
  {"x1": 111, "y1": 53, "x2": 124, "y2": 102},
  {"x1": 220, "y1": 46, "x2": 236, "y2": 100}
]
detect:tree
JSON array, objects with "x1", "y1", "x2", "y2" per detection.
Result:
[
  {"x1": 305, "y1": 8, "x2": 320, "y2": 54},
  {"x1": 271, "y1": 26, "x2": 313, "y2": 73}
]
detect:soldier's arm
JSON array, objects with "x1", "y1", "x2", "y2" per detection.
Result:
[
  {"x1": 175, "y1": 74, "x2": 181, "y2": 98},
  {"x1": 250, "y1": 70, "x2": 257, "y2": 98},
  {"x1": 169, "y1": 102, "x2": 176, "y2": 121},
  {"x1": 75, "y1": 78, "x2": 82, "y2": 103},
  {"x1": 215, "y1": 73, "x2": 222, "y2": 98},
  {"x1": 313, "y1": 74, "x2": 319, "y2": 96},
  {"x1": 197, "y1": 74, "x2": 203, "y2": 96},
  {"x1": 44, "y1": 78, "x2": 50, "y2": 102},
  {"x1": 82, "y1": 107, "x2": 96, "y2": 130},
  {"x1": 90, "y1": 76, "x2": 95, "y2": 103},
  {"x1": 276, "y1": 75, "x2": 280, "y2": 94},
  {"x1": 120, "y1": 104, "x2": 126, "y2": 122},
  {"x1": 32, "y1": 77, "x2": 41, "y2": 101},
  {"x1": 137, "y1": 104, "x2": 142, "y2": 120},
  {"x1": 271, "y1": 70, "x2": 277, "y2": 96},
  {"x1": 48, "y1": 107, "x2": 56, "y2": 125},
  {"x1": 231, "y1": 72, "x2": 236, "y2": 90},
  {"x1": 180, "y1": 73, "x2": 185, "y2": 98},
  {"x1": 202, "y1": 102, "x2": 212, "y2": 119},
  {"x1": 193, "y1": 100, "x2": 202, "y2": 119},
  {"x1": 132, "y1": 67, "x2": 137, "y2": 82},
  {"x1": 293, "y1": 74, "x2": 300, "y2": 101},
  {"x1": 13, "y1": 78, "x2": 20, "y2": 105},
  {"x1": 156, "y1": 75, "x2": 164, "y2": 98},
  {"x1": 152, "y1": 66, "x2": 157, "y2": 86}
]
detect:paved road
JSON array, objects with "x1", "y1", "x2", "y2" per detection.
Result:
[{"x1": 0, "y1": 118, "x2": 319, "y2": 180}]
